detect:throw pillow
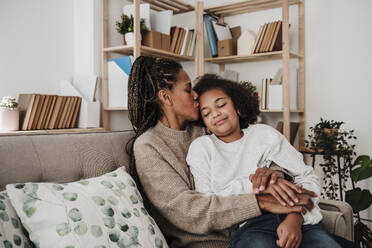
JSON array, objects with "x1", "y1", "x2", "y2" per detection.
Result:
[
  {"x1": 0, "y1": 190, "x2": 34, "y2": 248},
  {"x1": 6, "y1": 167, "x2": 168, "y2": 248}
]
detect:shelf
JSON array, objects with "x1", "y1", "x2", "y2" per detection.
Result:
[
  {"x1": 104, "y1": 107, "x2": 128, "y2": 111},
  {"x1": 205, "y1": 51, "x2": 303, "y2": 64},
  {"x1": 103, "y1": 45, "x2": 194, "y2": 62},
  {"x1": 0, "y1": 128, "x2": 106, "y2": 136},
  {"x1": 129, "y1": 0, "x2": 194, "y2": 15},
  {"x1": 260, "y1": 109, "x2": 304, "y2": 113},
  {"x1": 205, "y1": 0, "x2": 302, "y2": 17}
]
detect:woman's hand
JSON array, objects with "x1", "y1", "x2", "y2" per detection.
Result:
[
  {"x1": 276, "y1": 213, "x2": 304, "y2": 248},
  {"x1": 260, "y1": 178, "x2": 317, "y2": 207},
  {"x1": 250, "y1": 167, "x2": 315, "y2": 206},
  {"x1": 249, "y1": 167, "x2": 285, "y2": 192}
]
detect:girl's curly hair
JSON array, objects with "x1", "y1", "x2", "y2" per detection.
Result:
[{"x1": 193, "y1": 74, "x2": 260, "y2": 129}]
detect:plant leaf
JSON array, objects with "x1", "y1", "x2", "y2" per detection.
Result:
[
  {"x1": 351, "y1": 156, "x2": 372, "y2": 182},
  {"x1": 345, "y1": 188, "x2": 372, "y2": 212}
]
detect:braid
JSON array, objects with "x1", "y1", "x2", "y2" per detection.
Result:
[{"x1": 126, "y1": 56, "x2": 182, "y2": 176}]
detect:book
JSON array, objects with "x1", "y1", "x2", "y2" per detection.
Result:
[
  {"x1": 175, "y1": 28, "x2": 185, "y2": 54},
  {"x1": 31, "y1": 95, "x2": 46, "y2": 130},
  {"x1": 272, "y1": 21, "x2": 283, "y2": 51},
  {"x1": 268, "y1": 21, "x2": 281, "y2": 52},
  {"x1": 261, "y1": 22, "x2": 273, "y2": 53},
  {"x1": 43, "y1": 95, "x2": 57, "y2": 129},
  {"x1": 48, "y1": 96, "x2": 63, "y2": 129},
  {"x1": 70, "y1": 97, "x2": 82, "y2": 128},
  {"x1": 261, "y1": 79, "x2": 267, "y2": 109},
  {"x1": 58, "y1": 96, "x2": 72, "y2": 129},
  {"x1": 204, "y1": 14, "x2": 218, "y2": 57},
  {"x1": 180, "y1": 28, "x2": 189, "y2": 55},
  {"x1": 54, "y1": 96, "x2": 67, "y2": 129},
  {"x1": 263, "y1": 22, "x2": 276, "y2": 52},
  {"x1": 170, "y1": 27, "x2": 180, "y2": 53},
  {"x1": 183, "y1": 29, "x2": 193, "y2": 56},
  {"x1": 252, "y1": 25, "x2": 264, "y2": 54},
  {"x1": 188, "y1": 29, "x2": 197, "y2": 56},
  {"x1": 36, "y1": 95, "x2": 50, "y2": 130},
  {"x1": 65, "y1": 97, "x2": 77, "y2": 128},
  {"x1": 27, "y1": 94, "x2": 40, "y2": 130},
  {"x1": 18, "y1": 94, "x2": 36, "y2": 131},
  {"x1": 255, "y1": 23, "x2": 268, "y2": 53}
]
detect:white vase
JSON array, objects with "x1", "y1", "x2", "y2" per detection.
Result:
[
  {"x1": 0, "y1": 108, "x2": 19, "y2": 131},
  {"x1": 125, "y1": 32, "x2": 135, "y2": 46}
]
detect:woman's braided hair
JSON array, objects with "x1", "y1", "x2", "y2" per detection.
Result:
[{"x1": 126, "y1": 55, "x2": 182, "y2": 175}]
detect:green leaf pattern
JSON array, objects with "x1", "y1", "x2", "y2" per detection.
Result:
[
  {"x1": 5, "y1": 168, "x2": 168, "y2": 247},
  {"x1": 0, "y1": 191, "x2": 34, "y2": 248}
]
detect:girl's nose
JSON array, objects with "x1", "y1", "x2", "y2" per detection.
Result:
[{"x1": 212, "y1": 109, "x2": 221, "y2": 118}]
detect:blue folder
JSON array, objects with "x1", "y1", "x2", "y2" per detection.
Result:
[{"x1": 204, "y1": 14, "x2": 218, "y2": 57}]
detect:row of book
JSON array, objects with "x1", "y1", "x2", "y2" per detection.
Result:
[
  {"x1": 169, "y1": 26, "x2": 197, "y2": 56},
  {"x1": 18, "y1": 94, "x2": 82, "y2": 131},
  {"x1": 253, "y1": 21, "x2": 283, "y2": 54}
]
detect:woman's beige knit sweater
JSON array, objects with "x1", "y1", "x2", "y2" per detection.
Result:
[{"x1": 133, "y1": 121, "x2": 262, "y2": 248}]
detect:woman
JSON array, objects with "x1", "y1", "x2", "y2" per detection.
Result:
[{"x1": 126, "y1": 56, "x2": 315, "y2": 248}]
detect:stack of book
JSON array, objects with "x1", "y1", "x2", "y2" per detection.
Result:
[
  {"x1": 253, "y1": 20, "x2": 283, "y2": 54},
  {"x1": 18, "y1": 94, "x2": 82, "y2": 131},
  {"x1": 169, "y1": 26, "x2": 197, "y2": 56}
]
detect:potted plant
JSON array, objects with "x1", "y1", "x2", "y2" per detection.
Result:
[
  {"x1": 0, "y1": 96, "x2": 19, "y2": 131},
  {"x1": 305, "y1": 118, "x2": 356, "y2": 200},
  {"x1": 116, "y1": 14, "x2": 148, "y2": 45},
  {"x1": 240, "y1": 81, "x2": 262, "y2": 123},
  {"x1": 346, "y1": 155, "x2": 372, "y2": 247}
]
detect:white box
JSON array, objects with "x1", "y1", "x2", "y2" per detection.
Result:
[
  {"x1": 268, "y1": 85, "x2": 283, "y2": 110},
  {"x1": 108, "y1": 56, "x2": 132, "y2": 108}
]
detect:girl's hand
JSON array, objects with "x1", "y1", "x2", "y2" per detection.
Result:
[{"x1": 276, "y1": 213, "x2": 303, "y2": 248}]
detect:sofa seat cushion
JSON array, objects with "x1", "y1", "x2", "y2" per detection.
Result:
[
  {"x1": 6, "y1": 167, "x2": 168, "y2": 248},
  {"x1": 0, "y1": 190, "x2": 33, "y2": 248}
]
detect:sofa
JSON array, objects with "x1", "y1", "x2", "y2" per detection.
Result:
[{"x1": 0, "y1": 131, "x2": 354, "y2": 247}]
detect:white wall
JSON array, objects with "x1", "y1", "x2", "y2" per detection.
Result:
[{"x1": 0, "y1": 0, "x2": 74, "y2": 97}]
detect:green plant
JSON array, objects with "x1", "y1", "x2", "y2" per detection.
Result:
[
  {"x1": 115, "y1": 14, "x2": 148, "y2": 36},
  {"x1": 346, "y1": 155, "x2": 372, "y2": 247},
  {"x1": 0, "y1": 96, "x2": 18, "y2": 109},
  {"x1": 240, "y1": 81, "x2": 257, "y2": 95},
  {"x1": 305, "y1": 118, "x2": 356, "y2": 200}
]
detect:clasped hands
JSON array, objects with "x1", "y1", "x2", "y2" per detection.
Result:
[{"x1": 249, "y1": 167, "x2": 317, "y2": 248}]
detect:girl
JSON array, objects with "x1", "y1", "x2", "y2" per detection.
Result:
[
  {"x1": 187, "y1": 74, "x2": 341, "y2": 248},
  {"x1": 127, "y1": 56, "x2": 314, "y2": 248}
]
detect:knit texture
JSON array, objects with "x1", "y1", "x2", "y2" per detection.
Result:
[{"x1": 133, "y1": 121, "x2": 262, "y2": 248}]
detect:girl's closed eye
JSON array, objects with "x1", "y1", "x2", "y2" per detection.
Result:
[{"x1": 217, "y1": 103, "x2": 226, "y2": 108}]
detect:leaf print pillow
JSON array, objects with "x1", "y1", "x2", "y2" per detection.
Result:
[
  {"x1": 0, "y1": 190, "x2": 34, "y2": 248},
  {"x1": 6, "y1": 167, "x2": 168, "y2": 248}
]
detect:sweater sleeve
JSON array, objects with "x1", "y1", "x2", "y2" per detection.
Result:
[
  {"x1": 265, "y1": 128, "x2": 323, "y2": 225},
  {"x1": 134, "y1": 140, "x2": 262, "y2": 235}
]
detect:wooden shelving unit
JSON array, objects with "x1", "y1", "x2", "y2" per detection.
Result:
[
  {"x1": 101, "y1": 0, "x2": 199, "y2": 129},
  {"x1": 199, "y1": 0, "x2": 306, "y2": 148},
  {"x1": 101, "y1": 0, "x2": 306, "y2": 148}
]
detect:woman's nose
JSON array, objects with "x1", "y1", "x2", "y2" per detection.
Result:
[{"x1": 192, "y1": 90, "x2": 198, "y2": 100}]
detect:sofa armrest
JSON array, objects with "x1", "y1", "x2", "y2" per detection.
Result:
[{"x1": 319, "y1": 198, "x2": 354, "y2": 241}]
